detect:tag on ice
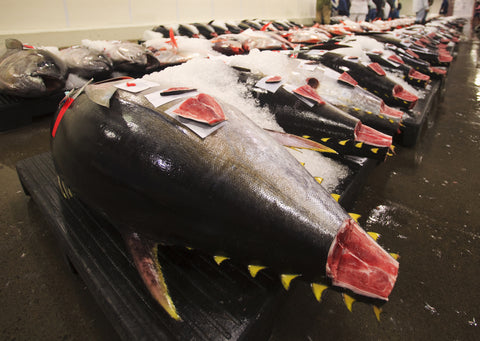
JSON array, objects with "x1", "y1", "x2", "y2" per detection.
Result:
[
  {"x1": 297, "y1": 60, "x2": 317, "y2": 71},
  {"x1": 144, "y1": 89, "x2": 199, "y2": 107},
  {"x1": 255, "y1": 76, "x2": 284, "y2": 93},
  {"x1": 165, "y1": 102, "x2": 226, "y2": 139},
  {"x1": 115, "y1": 79, "x2": 159, "y2": 93}
]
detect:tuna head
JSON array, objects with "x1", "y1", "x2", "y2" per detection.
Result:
[
  {"x1": 60, "y1": 46, "x2": 113, "y2": 80},
  {"x1": 51, "y1": 80, "x2": 399, "y2": 319},
  {"x1": 0, "y1": 39, "x2": 67, "y2": 97}
]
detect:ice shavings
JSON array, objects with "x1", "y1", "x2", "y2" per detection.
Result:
[{"x1": 286, "y1": 148, "x2": 349, "y2": 192}]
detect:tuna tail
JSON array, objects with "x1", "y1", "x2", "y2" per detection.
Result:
[{"x1": 327, "y1": 219, "x2": 399, "y2": 300}]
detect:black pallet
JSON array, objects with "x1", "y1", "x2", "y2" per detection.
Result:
[
  {"x1": 0, "y1": 92, "x2": 64, "y2": 132},
  {"x1": 16, "y1": 152, "x2": 375, "y2": 340}
]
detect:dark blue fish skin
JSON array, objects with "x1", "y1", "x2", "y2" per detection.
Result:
[{"x1": 51, "y1": 85, "x2": 350, "y2": 279}]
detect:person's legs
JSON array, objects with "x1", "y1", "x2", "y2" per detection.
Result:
[{"x1": 415, "y1": 8, "x2": 426, "y2": 24}]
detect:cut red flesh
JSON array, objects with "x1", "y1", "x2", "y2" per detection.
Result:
[
  {"x1": 393, "y1": 85, "x2": 418, "y2": 109},
  {"x1": 438, "y1": 53, "x2": 453, "y2": 63},
  {"x1": 388, "y1": 54, "x2": 404, "y2": 64},
  {"x1": 338, "y1": 72, "x2": 358, "y2": 86},
  {"x1": 266, "y1": 75, "x2": 282, "y2": 83},
  {"x1": 406, "y1": 49, "x2": 419, "y2": 59},
  {"x1": 354, "y1": 122, "x2": 392, "y2": 147},
  {"x1": 293, "y1": 85, "x2": 325, "y2": 105},
  {"x1": 429, "y1": 66, "x2": 447, "y2": 76},
  {"x1": 380, "y1": 102, "x2": 404, "y2": 119},
  {"x1": 408, "y1": 68, "x2": 430, "y2": 81},
  {"x1": 173, "y1": 93, "x2": 226, "y2": 125},
  {"x1": 326, "y1": 219, "x2": 399, "y2": 300},
  {"x1": 368, "y1": 63, "x2": 386, "y2": 76}
]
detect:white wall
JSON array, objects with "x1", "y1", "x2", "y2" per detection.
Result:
[{"x1": 0, "y1": 0, "x2": 315, "y2": 47}]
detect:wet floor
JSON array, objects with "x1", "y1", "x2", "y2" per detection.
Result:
[{"x1": 0, "y1": 40, "x2": 479, "y2": 340}]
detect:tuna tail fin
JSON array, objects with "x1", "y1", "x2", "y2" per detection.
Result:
[
  {"x1": 124, "y1": 232, "x2": 181, "y2": 321},
  {"x1": 264, "y1": 129, "x2": 338, "y2": 154}
]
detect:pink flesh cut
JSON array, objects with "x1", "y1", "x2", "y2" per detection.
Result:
[
  {"x1": 388, "y1": 54, "x2": 404, "y2": 64},
  {"x1": 368, "y1": 63, "x2": 386, "y2": 76},
  {"x1": 266, "y1": 75, "x2": 282, "y2": 83},
  {"x1": 429, "y1": 67, "x2": 447, "y2": 76},
  {"x1": 326, "y1": 219, "x2": 399, "y2": 300},
  {"x1": 293, "y1": 85, "x2": 325, "y2": 105},
  {"x1": 338, "y1": 72, "x2": 358, "y2": 86},
  {"x1": 408, "y1": 68, "x2": 430, "y2": 81},
  {"x1": 393, "y1": 85, "x2": 418, "y2": 109},
  {"x1": 354, "y1": 122, "x2": 392, "y2": 147},
  {"x1": 173, "y1": 93, "x2": 226, "y2": 125},
  {"x1": 380, "y1": 102, "x2": 404, "y2": 119},
  {"x1": 406, "y1": 49, "x2": 419, "y2": 59},
  {"x1": 438, "y1": 53, "x2": 453, "y2": 63}
]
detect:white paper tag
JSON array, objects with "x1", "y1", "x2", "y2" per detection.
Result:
[
  {"x1": 144, "y1": 89, "x2": 199, "y2": 108},
  {"x1": 255, "y1": 76, "x2": 284, "y2": 93},
  {"x1": 114, "y1": 79, "x2": 159, "y2": 93}
]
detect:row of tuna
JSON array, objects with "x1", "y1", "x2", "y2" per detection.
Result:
[{"x1": 7, "y1": 16, "x2": 463, "y2": 320}]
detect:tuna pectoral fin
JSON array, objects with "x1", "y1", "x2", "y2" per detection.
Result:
[
  {"x1": 326, "y1": 219, "x2": 399, "y2": 301},
  {"x1": 264, "y1": 129, "x2": 337, "y2": 154},
  {"x1": 124, "y1": 232, "x2": 181, "y2": 321}
]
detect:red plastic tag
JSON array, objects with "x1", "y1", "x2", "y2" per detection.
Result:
[{"x1": 51, "y1": 97, "x2": 74, "y2": 138}]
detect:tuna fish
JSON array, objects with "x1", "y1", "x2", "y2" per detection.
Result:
[
  {"x1": 303, "y1": 51, "x2": 418, "y2": 109},
  {"x1": 0, "y1": 39, "x2": 67, "y2": 97},
  {"x1": 51, "y1": 78, "x2": 399, "y2": 320},
  {"x1": 59, "y1": 45, "x2": 113, "y2": 80}
]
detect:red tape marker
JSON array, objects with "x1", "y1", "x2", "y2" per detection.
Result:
[{"x1": 51, "y1": 97, "x2": 74, "y2": 138}]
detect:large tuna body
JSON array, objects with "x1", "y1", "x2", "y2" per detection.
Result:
[{"x1": 51, "y1": 80, "x2": 398, "y2": 315}]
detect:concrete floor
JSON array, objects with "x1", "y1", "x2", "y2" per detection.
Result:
[{"x1": 1, "y1": 40, "x2": 479, "y2": 340}]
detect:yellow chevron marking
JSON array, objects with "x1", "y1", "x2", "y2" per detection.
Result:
[
  {"x1": 248, "y1": 265, "x2": 267, "y2": 278},
  {"x1": 349, "y1": 213, "x2": 361, "y2": 222},
  {"x1": 371, "y1": 148, "x2": 379, "y2": 154},
  {"x1": 314, "y1": 177, "x2": 324, "y2": 184},
  {"x1": 185, "y1": 246, "x2": 194, "y2": 251},
  {"x1": 379, "y1": 115, "x2": 385, "y2": 119},
  {"x1": 343, "y1": 293, "x2": 356, "y2": 312},
  {"x1": 331, "y1": 193, "x2": 340, "y2": 202},
  {"x1": 339, "y1": 140, "x2": 348, "y2": 146},
  {"x1": 354, "y1": 107, "x2": 360, "y2": 111},
  {"x1": 281, "y1": 274, "x2": 300, "y2": 290},
  {"x1": 385, "y1": 94, "x2": 389, "y2": 98},
  {"x1": 311, "y1": 283, "x2": 328, "y2": 302},
  {"x1": 373, "y1": 306, "x2": 382, "y2": 321},
  {"x1": 355, "y1": 142, "x2": 363, "y2": 148},
  {"x1": 213, "y1": 255, "x2": 229, "y2": 265},
  {"x1": 321, "y1": 137, "x2": 330, "y2": 142},
  {"x1": 302, "y1": 135, "x2": 311, "y2": 139},
  {"x1": 390, "y1": 253, "x2": 400, "y2": 260},
  {"x1": 366, "y1": 110, "x2": 373, "y2": 114},
  {"x1": 367, "y1": 232, "x2": 381, "y2": 241},
  {"x1": 389, "y1": 119, "x2": 395, "y2": 123}
]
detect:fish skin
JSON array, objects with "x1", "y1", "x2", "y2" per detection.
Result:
[
  {"x1": 59, "y1": 46, "x2": 113, "y2": 80},
  {"x1": 51, "y1": 81, "x2": 398, "y2": 301},
  {"x1": 101, "y1": 41, "x2": 161, "y2": 76},
  {"x1": 0, "y1": 39, "x2": 67, "y2": 97}
]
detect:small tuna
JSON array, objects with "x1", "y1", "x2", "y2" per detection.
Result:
[{"x1": 0, "y1": 39, "x2": 67, "y2": 97}]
